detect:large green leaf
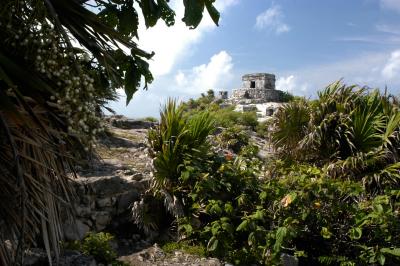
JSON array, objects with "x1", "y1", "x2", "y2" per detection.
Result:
[
  {"x1": 207, "y1": 236, "x2": 219, "y2": 251},
  {"x1": 380, "y1": 248, "x2": 400, "y2": 257},
  {"x1": 118, "y1": 2, "x2": 139, "y2": 37},
  {"x1": 182, "y1": 0, "x2": 205, "y2": 29},
  {"x1": 273, "y1": 226, "x2": 288, "y2": 253},
  {"x1": 205, "y1": 0, "x2": 220, "y2": 26}
]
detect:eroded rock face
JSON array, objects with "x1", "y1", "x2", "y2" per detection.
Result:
[
  {"x1": 63, "y1": 122, "x2": 153, "y2": 241},
  {"x1": 107, "y1": 116, "x2": 157, "y2": 130},
  {"x1": 65, "y1": 173, "x2": 148, "y2": 240},
  {"x1": 118, "y1": 244, "x2": 223, "y2": 266}
]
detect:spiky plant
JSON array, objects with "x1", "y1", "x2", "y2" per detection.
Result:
[
  {"x1": 272, "y1": 98, "x2": 311, "y2": 159},
  {"x1": 135, "y1": 100, "x2": 215, "y2": 236},
  {"x1": 149, "y1": 99, "x2": 215, "y2": 190},
  {"x1": 272, "y1": 81, "x2": 400, "y2": 190},
  {"x1": 0, "y1": 0, "x2": 220, "y2": 264}
]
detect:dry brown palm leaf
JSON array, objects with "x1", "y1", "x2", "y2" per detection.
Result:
[{"x1": 0, "y1": 88, "x2": 76, "y2": 265}]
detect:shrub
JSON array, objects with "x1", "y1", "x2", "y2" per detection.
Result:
[
  {"x1": 144, "y1": 92, "x2": 400, "y2": 265},
  {"x1": 256, "y1": 120, "x2": 272, "y2": 138},
  {"x1": 217, "y1": 125, "x2": 250, "y2": 153},
  {"x1": 237, "y1": 111, "x2": 258, "y2": 130},
  {"x1": 246, "y1": 163, "x2": 400, "y2": 265},
  {"x1": 80, "y1": 232, "x2": 117, "y2": 264},
  {"x1": 63, "y1": 232, "x2": 126, "y2": 265},
  {"x1": 161, "y1": 242, "x2": 206, "y2": 257},
  {"x1": 143, "y1": 116, "x2": 159, "y2": 122}
]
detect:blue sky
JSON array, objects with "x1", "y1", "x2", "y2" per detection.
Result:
[{"x1": 108, "y1": 0, "x2": 400, "y2": 118}]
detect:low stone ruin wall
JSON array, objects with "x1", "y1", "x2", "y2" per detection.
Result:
[
  {"x1": 231, "y1": 88, "x2": 284, "y2": 103},
  {"x1": 63, "y1": 173, "x2": 150, "y2": 241}
]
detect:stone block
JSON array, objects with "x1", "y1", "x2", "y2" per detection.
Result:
[
  {"x1": 75, "y1": 205, "x2": 92, "y2": 218},
  {"x1": 93, "y1": 211, "x2": 112, "y2": 231},
  {"x1": 117, "y1": 190, "x2": 140, "y2": 213},
  {"x1": 96, "y1": 197, "x2": 116, "y2": 208},
  {"x1": 63, "y1": 220, "x2": 90, "y2": 241}
]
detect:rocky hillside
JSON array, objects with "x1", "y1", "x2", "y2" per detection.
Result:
[{"x1": 25, "y1": 116, "x2": 232, "y2": 266}]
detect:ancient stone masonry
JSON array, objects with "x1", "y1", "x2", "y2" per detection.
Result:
[
  {"x1": 221, "y1": 73, "x2": 286, "y2": 120},
  {"x1": 230, "y1": 73, "x2": 284, "y2": 104}
]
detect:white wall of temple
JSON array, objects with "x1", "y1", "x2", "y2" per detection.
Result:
[{"x1": 234, "y1": 102, "x2": 283, "y2": 122}]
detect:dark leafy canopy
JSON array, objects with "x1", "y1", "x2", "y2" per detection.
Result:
[{"x1": 0, "y1": 0, "x2": 220, "y2": 265}]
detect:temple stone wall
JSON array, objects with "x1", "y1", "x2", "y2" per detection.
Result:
[
  {"x1": 231, "y1": 87, "x2": 283, "y2": 102},
  {"x1": 241, "y1": 73, "x2": 275, "y2": 90},
  {"x1": 230, "y1": 73, "x2": 283, "y2": 103}
]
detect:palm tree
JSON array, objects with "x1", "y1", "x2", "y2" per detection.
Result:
[
  {"x1": 272, "y1": 98, "x2": 310, "y2": 159},
  {"x1": 0, "y1": 0, "x2": 220, "y2": 264},
  {"x1": 272, "y1": 82, "x2": 400, "y2": 189}
]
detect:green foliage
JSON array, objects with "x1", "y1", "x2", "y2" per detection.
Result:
[
  {"x1": 237, "y1": 111, "x2": 258, "y2": 130},
  {"x1": 143, "y1": 116, "x2": 159, "y2": 122},
  {"x1": 256, "y1": 120, "x2": 273, "y2": 138},
  {"x1": 0, "y1": 0, "x2": 220, "y2": 264},
  {"x1": 281, "y1": 91, "x2": 295, "y2": 102},
  {"x1": 81, "y1": 232, "x2": 117, "y2": 264},
  {"x1": 148, "y1": 99, "x2": 215, "y2": 189},
  {"x1": 253, "y1": 163, "x2": 400, "y2": 265},
  {"x1": 273, "y1": 82, "x2": 400, "y2": 190},
  {"x1": 217, "y1": 125, "x2": 250, "y2": 153},
  {"x1": 161, "y1": 242, "x2": 206, "y2": 257},
  {"x1": 144, "y1": 87, "x2": 400, "y2": 265},
  {"x1": 272, "y1": 98, "x2": 311, "y2": 158},
  {"x1": 181, "y1": 90, "x2": 259, "y2": 129},
  {"x1": 64, "y1": 232, "x2": 126, "y2": 265}
]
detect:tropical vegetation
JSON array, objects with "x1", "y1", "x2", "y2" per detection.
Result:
[
  {"x1": 142, "y1": 83, "x2": 400, "y2": 265},
  {"x1": 0, "y1": 0, "x2": 220, "y2": 264}
]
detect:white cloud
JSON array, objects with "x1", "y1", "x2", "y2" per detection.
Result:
[
  {"x1": 108, "y1": 50, "x2": 400, "y2": 118},
  {"x1": 275, "y1": 50, "x2": 400, "y2": 98},
  {"x1": 382, "y1": 50, "x2": 400, "y2": 79},
  {"x1": 376, "y1": 23, "x2": 400, "y2": 35},
  {"x1": 276, "y1": 75, "x2": 309, "y2": 93},
  {"x1": 173, "y1": 50, "x2": 234, "y2": 95},
  {"x1": 380, "y1": 0, "x2": 400, "y2": 12},
  {"x1": 276, "y1": 75, "x2": 295, "y2": 91},
  {"x1": 337, "y1": 23, "x2": 400, "y2": 45},
  {"x1": 255, "y1": 4, "x2": 290, "y2": 34},
  {"x1": 175, "y1": 70, "x2": 186, "y2": 86},
  {"x1": 107, "y1": 51, "x2": 234, "y2": 117},
  {"x1": 137, "y1": 0, "x2": 238, "y2": 76}
]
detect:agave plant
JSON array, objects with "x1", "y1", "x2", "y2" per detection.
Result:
[
  {"x1": 272, "y1": 98, "x2": 311, "y2": 159},
  {"x1": 136, "y1": 100, "x2": 215, "y2": 235},
  {"x1": 273, "y1": 81, "x2": 400, "y2": 189},
  {"x1": 149, "y1": 99, "x2": 215, "y2": 189}
]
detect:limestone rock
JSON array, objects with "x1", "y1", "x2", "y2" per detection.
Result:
[
  {"x1": 117, "y1": 190, "x2": 140, "y2": 212},
  {"x1": 110, "y1": 118, "x2": 157, "y2": 130},
  {"x1": 96, "y1": 197, "x2": 116, "y2": 208},
  {"x1": 63, "y1": 220, "x2": 90, "y2": 241},
  {"x1": 93, "y1": 211, "x2": 112, "y2": 231}
]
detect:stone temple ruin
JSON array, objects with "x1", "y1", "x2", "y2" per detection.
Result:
[{"x1": 219, "y1": 73, "x2": 285, "y2": 121}]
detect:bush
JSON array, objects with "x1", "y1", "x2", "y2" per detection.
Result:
[
  {"x1": 143, "y1": 116, "x2": 158, "y2": 122},
  {"x1": 80, "y1": 232, "x2": 117, "y2": 264},
  {"x1": 144, "y1": 92, "x2": 400, "y2": 265},
  {"x1": 181, "y1": 92, "x2": 259, "y2": 130},
  {"x1": 161, "y1": 242, "x2": 206, "y2": 257},
  {"x1": 217, "y1": 125, "x2": 250, "y2": 153},
  {"x1": 63, "y1": 232, "x2": 126, "y2": 265},
  {"x1": 255, "y1": 120, "x2": 270, "y2": 138},
  {"x1": 238, "y1": 111, "x2": 258, "y2": 130}
]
